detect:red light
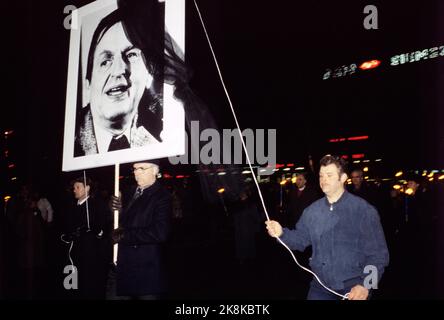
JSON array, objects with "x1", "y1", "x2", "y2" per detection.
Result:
[
  {"x1": 286, "y1": 163, "x2": 294, "y2": 167},
  {"x1": 163, "y1": 173, "x2": 172, "y2": 179},
  {"x1": 329, "y1": 138, "x2": 339, "y2": 143},
  {"x1": 276, "y1": 164, "x2": 285, "y2": 169},
  {"x1": 8, "y1": 164, "x2": 15, "y2": 169},
  {"x1": 176, "y1": 175, "x2": 185, "y2": 179},
  {"x1": 347, "y1": 135, "x2": 369, "y2": 141},
  {"x1": 341, "y1": 155, "x2": 349, "y2": 159},
  {"x1": 352, "y1": 154, "x2": 365, "y2": 159},
  {"x1": 359, "y1": 60, "x2": 381, "y2": 70}
]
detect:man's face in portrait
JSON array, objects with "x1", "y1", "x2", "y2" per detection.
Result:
[{"x1": 87, "y1": 22, "x2": 153, "y2": 127}]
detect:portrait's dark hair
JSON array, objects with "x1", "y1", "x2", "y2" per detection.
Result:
[
  {"x1": 319, "y1": 155, "x2": 348, "y2": 177},
  {"x1": 86, "y1": 0, "x2": 164, "y2": 81}
]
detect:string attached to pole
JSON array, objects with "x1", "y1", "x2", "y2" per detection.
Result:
[{"x1": 192, "y1": 0, "x2": 348, "y2": 300}]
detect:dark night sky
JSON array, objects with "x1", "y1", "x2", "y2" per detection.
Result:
[{"x1": 3, "y1": 0, "x2": 444, "y2": 185}]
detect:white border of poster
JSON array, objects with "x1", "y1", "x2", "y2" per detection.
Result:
[{"x1": 62, "y1": 0, "x2": 185, "y2": 172}]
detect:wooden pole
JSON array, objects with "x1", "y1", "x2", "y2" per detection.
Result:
[{"x1": 113, "y1": 163, "x2": 119, "y2": 265}]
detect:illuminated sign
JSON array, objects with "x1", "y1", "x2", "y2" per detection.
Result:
[
  {"x1": 347, "y1": 135, "x2": 369, "y2": 141},
  {"x1": 322, "y1": 44, "x2": 444, "y2": 80},
  {"x1": 359, "y1": 60, "x2": 381, "y2": 70},
  {"x1": 329, "y1": 136, "x2": 369, "y2": 143},
  {"x1": 323, "y1": 64, "x2": 357, "y2": 80},
  {"x1": 390, "y1": 45, "x2": 444, "y2": 66}
]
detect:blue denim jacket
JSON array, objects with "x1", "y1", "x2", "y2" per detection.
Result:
[{"x1": 280, "y1": 191, "x2": 389, "y2": 290}]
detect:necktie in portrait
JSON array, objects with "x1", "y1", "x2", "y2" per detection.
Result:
[{"x1": 108, "y1": 135, "x2": 130, "y2": 151}]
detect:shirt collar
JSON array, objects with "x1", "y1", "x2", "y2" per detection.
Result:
[
  {"x1": 93, "y1": 120, "x2": 132, "y2": 154},
  {"x1": 137, "y1": 180, "x2": 157, "y2": 193},
  {"x1": 77, "y1": 196, "x2": 89, "y2": 206}
]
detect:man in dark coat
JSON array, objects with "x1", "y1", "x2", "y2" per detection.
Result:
[
  {"x1": 110, "y1": 160, "x2": 172, "y2": 299},
  {"x1": 286, "y1": 173, "x2": 320, "y2": 229},
  {"x1": 61, "y1": 177, "x2": 109, "y2": 299}
]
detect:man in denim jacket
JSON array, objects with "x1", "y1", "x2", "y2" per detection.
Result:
[{"x1": 266, "y1": 155, "x2": 389, "y2": 300}]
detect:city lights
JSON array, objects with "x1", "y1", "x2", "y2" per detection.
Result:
[
  {"x1": 390, "y1": 45, "x2": 444, "y2": 66},
  {"x1": 359, "y1": 60, "x2": 381, "y2": 70}
]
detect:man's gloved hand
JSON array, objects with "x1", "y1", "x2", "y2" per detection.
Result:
[
  {"x1": 110, "y1": 195, "x2": 122, "y2": 212},
  {"x1": 112, "y1": 227, "x2": 125, "y2": 244}
]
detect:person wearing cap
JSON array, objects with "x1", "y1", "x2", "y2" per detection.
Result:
[{"x1": 108, "y1": 160, "x2": 172, "y2": 299}]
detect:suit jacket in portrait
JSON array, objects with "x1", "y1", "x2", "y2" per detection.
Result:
[{"x1": 74, "y1": 89, "x2": 164, "y2": 157}]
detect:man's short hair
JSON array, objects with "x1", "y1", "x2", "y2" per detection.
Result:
[
  {"x1": 319, "y1": 155, "x2": 348, "y2": 176},
  {"x1": 296, "y1": 172, "x2": 308, "y2": 180},
  {"x1": 350, "y1": 168, "x2": 364, "y2": 176},
  {"x1": 73, "y1": 177, "x2": 93, "y2": 188}
]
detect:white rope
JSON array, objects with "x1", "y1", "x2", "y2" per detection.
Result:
[
  {"x1": 192, "y1": 0, "x2": 270, "y2": 222},
  {"x1": 276, "y1": 237, "x2": 348, "y2": 299},
  {"x1": 193, "y1": 0, "x2": 349, "y2": 300},
  {"x1": 60, "y1": 234, "x2": 75, "y2": 273}
]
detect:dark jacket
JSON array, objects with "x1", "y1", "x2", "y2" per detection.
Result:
[
  {"x1": 347, "y1": 182, "x2": 381, "y2": 209},
  {"x1": 116, "y1": 181, "x2": 172, "y2": 296},
  {"x1": 286, "y1": 186, "x2": 320, "y2": 229},
  {"x1": 63, "y1": 197, "x2": 110, "y2": 299},
  {"x1": 280, "y1": 191, "x2": 389, "y2": 290}
]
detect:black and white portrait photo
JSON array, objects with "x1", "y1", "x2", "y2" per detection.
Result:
[{"x1": 63, "y1": 0, "x2": 185, "y2": 171}]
